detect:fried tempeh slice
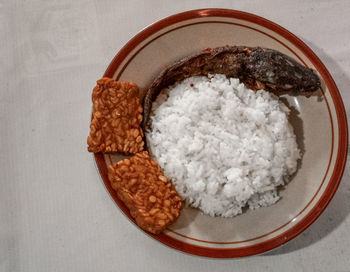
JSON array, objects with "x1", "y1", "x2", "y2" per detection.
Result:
[
  {"x1": 108, "y1": 151, "x2": 182, "y2": 234},
  {"x1": 87, "y1": 78, "x2": 144, "y2": 153}
]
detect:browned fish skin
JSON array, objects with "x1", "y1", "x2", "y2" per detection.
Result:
[
  {"x1": 142, "y1": 46, "x2": 320, "y2": 129},
  {"x1": 245, "y1": 47, "x2": 320, "y2": 93}
]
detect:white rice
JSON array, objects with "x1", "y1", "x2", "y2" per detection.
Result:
[{"x1": 146, "y1": 74, "x2": 300, "y2": 217}]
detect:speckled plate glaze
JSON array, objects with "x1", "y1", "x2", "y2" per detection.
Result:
[{"x1": 94, "y1": 9, "x2": 348, "y2": 258}]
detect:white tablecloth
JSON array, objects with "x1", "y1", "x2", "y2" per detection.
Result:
[{"x1": 1, "y1": 1, "x2": 350, "y2": 271}]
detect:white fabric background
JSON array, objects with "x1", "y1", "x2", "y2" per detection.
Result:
[{"x1": 1, "y1": 0, "x2": 350, "y2": 271}]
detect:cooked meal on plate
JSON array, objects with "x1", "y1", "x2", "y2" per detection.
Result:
[{"x1": 87, "y1": 46, "x2": 320, "y2": 233}]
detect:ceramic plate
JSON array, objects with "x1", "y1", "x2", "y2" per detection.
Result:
[{"x1": 94, "y1": 9, "x2": 348, "y2": 258}]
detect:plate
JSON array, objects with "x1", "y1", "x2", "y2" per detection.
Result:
[{"x1": 94, "y1": 9, "x2": 348, "y2": 257}]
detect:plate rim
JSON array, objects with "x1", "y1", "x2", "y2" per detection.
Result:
[{"x1": 94, "y1": 8, "x2": 348, "y2": 258}]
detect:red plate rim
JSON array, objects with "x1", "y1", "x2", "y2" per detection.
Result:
[{"x1": 94, "y1": 8, "x2": 348, "y2": 258}]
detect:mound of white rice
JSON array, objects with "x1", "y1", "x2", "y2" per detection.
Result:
[{"x1": 146, "y1": 74, "x2": 300, "y2": 217}]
